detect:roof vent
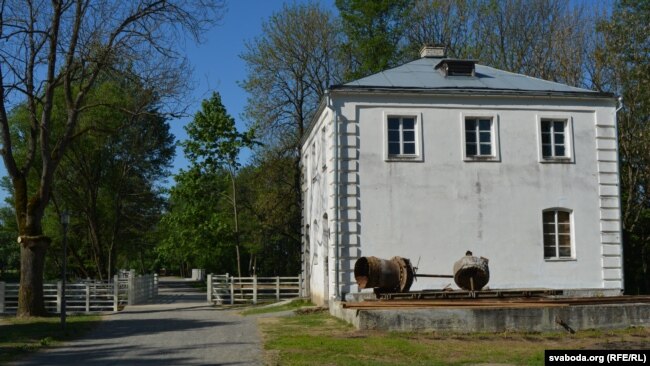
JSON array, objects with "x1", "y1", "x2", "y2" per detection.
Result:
[
  {"x1": 420, "y1": 45, "x2": 445, "y2": 58},
  {"x1": 435, "y1": 59, "x2": 476, "y2": 77}
]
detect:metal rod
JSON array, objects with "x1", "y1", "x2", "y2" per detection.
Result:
[{"x1": 415, "y1": 274, "x2": 454, "y2": 278}]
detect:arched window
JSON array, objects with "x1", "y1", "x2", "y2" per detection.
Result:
[{"x1": 543, "y1": 209, "x2": 573, "y2": 259}]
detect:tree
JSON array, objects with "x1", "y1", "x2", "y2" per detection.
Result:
[
  {"x1": 336, "y1": 0, "x2": 412, "y2": 80},
  {"x1": 596, "y1": 0, "x2": 650, "y2": 293},
  {"x1": 402, "y1": 0, "x2": 595, "y2": 88},
  {"x1": 0, "y1": 0, "x2": 223, "y2": 316},
  {"x1": 0, "y1": 201, "x2": 19, "y2": 279},
  {"x1": 241, "y1": 2, "x2": 342, "y2": 151},
  {"x1": 471, "y1": 0, "x2": 591, "y2": 87},
  {"x1": 180, "y1": 92, "x2": 255, "y2": 278},
  {"x1": 237, "y1": 151, "x2": 302, "y2": 276},
  {"x1": 53, "y1": 107, "x2": 174, "y2": 280},
  {"x1": 403, "y1": 0, "x2": 475, "y2": 59},
  {"x1": 158, "y1": 167, "x2": 237, "y2": 276},
  {"x1": 240, "y1": 3, "x2": 342, "y2": 278}
]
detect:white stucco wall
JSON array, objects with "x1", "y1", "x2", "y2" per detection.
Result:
[
  {"x1": 301, "y1": 108, "x2": 334, "y2": 306},
  {"x1": 302, "y1": 92, "x2": 622, "y2": 304}
]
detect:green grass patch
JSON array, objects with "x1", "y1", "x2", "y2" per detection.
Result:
[
  {"x1": 240, "y1": 299, "x2": 314, "y2": 316},
  {"x1": 0, "y1": 314, "x2": 101, "y2": 364},
  {"x1": 259, "y1": 312, "x2": 650, "y2": 366}
]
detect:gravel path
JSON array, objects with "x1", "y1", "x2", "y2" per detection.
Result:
[{"x1": 11, "y1": 278, "x2": 262, "y2": 366}]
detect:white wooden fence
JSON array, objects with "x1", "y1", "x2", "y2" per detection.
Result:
[
  {"x1": 0, "y1": 271, "x2": 158, "y2": 314},
  {"x1": 207, "y1": 273, "x2": 303, "y2": 305},
  {"x1": 128, "y1": 273, "x2": 158, "y2": 305}
]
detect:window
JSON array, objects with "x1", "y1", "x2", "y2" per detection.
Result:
[
  {"x1": 537, "y1": 115, "x2": 573, "y2": 163},
  {"x1": 541, "y1": 119, "x2": 567, "y2": 159},
  {"x1": 388, "y1": 117, "x2": 416, "y2": 156},
  {"x1": 385, "y1": 115, "x2": 423, "y2": 161},
  {"x1": 465, "y1": 118, "x2": 493, "y2": 157},
  {"x1": 543, "y1": 209, "x2": 573, "y2": 259}
]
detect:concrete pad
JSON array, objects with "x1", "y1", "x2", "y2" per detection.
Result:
[{"x1": 331, "y1": 301, "x2": 650, "y2": 333}]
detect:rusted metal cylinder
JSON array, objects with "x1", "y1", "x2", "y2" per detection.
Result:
[
  {"x1": 453, "y1": 252, "x2": 490, "y2": 291},
  {"x1": 354, "y1": 256, "x2": 414, "y2": 293}
]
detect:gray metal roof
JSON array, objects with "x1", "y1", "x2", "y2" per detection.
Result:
[{"x1": 334, "y1": 57, "x2": 611, "y2": 97}]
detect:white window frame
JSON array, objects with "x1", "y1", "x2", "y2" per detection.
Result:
[
  {"x1": 460, "y1": 112, "x2": 500, "y2": 162},
  {"x1": 536, "y1": 114, "x2": 574, "y2": 163},
  {"x1": 542, "y1": 208, "x2": 575, "y2": 261},
  {"x1": 383, "y1": 111, "x2": 424, "y2": 162}
]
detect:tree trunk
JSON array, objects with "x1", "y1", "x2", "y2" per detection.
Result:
[
  {"x1": 230, "y1": 170, "x2": 242, "y2": 279},
  {"x1": 17, "y1": 235, "x2": 51, "y2": 317}
]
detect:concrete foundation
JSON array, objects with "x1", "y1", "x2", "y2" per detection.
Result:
[{"x1": 330, "y1": 301, "x2": 650, "y2": 333}]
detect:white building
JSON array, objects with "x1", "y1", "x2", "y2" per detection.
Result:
[{"x1": 301, "y1": 46, "x2": 622, "y2": 306}]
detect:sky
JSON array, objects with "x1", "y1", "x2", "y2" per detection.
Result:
[{"x1": 169, "y1": 0, "x2": 336, "y2": 177}]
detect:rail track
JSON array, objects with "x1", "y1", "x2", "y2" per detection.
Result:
[{"x1": 343, "y1": 289, "x2": 650, "y2": 310}]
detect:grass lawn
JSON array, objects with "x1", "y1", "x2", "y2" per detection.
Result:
[
  {"x1": 259, "y1": 311, "x2": 650, "y2": 366},
  {"x1": 240, "y1": 299, "x2": 315, "y2": 316},
  {"x1": 0, "y1": 314, "x2": 101, "y2": 365}
]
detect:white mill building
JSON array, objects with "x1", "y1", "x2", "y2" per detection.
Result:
[{"x1": 301, "y1": 46, "x2": 622, "y2": 306}]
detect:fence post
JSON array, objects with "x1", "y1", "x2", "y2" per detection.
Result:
[
  {"x1": 128, "y1": 270, "x2": 135, "y2": 305},
  {"x1": 276, "y1": 276, "x2": 280, "y2": 301},
  {"x1": 207, "y1": 274, "x2": 212, "y2": 303},
  {"x1": 230, "y1": 276, "x2": 234, "y2": 305},
  {"x1": 85, "y1": 283, "x2": 90, "y2": 313},
  {"x1": 147, "y1": 275, "x2": 151, "y2": 300},
  {"x1": 56, "y1": 281, "x2": 62, "y2": 314},
  {"x1": 253, "y1": 276, "x2": 258, "y2": 305},
  {"x1": 113, "y1": 275, "x2": 119, "y2": 312},
  {"x1": 299, "y1": 273, "x2": 303, "y2": 297},
  {"x1": 0, "y1": 281, "x2": 5, "y2": 313},
  {"x1": 154, "y1": 274, "x2": 159, "y2": 297}
]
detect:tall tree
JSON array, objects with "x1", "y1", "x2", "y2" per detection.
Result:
[
  {"x1": 337, "y1": 0, "x2": 412, "y2": 79},
  {"x1": 6, "y1": 74, "x2": 174, "y2": 281},
  {"x1": 241, "y1": 2, "x2": 342, "y2": 151},
  {"x1": 404, "y1": 0, "x2": 475, "y2": 59},
  {"x1": 596, "y1": 0, "x2": 650, "y2": 293},
  {"x1": 240, "y1": 3, "x2": 342, "y2": 277},
  {"x1": 471, "y1": 0, "x2": 590, "y2": 86},
  {"x1": 237, "y1": 149, "x2": 302, "y2": 276},
  {"x1": 158, "y1": 167, "x2": 237, "y2": 276},
  {"x1": 53, "y1": 108, "x2": 174, "y2": 280},
  {"x1": 180, "y1": 92, "x2": 255, "y2": 278},
  {"x1": 0, "y1": 0, "x2": 223, "y2": 316}
]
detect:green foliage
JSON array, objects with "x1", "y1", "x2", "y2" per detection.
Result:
[
  {"x1": 239, "y1": 3, "x2": 340, "y2": 279},
  {"x1": 182, "y1": 92, "x2": 255, "y2": 173},
  {"x1": 336, "y1": 0, "x2": 412, "y2": 80},
  {"x1": 261, "y1": 313, "x2": 650, "y2": 366},
  {"x1": 237, "y1": 153, "x2": 302, "y2": 276},
  {"x1": 48, "y1": 106, "x2": 174, "y2": 279},
  {"x1": 1, "y1": 74, "x2": 175, "y2": 280},
  {"x1": 240, "y1": 299, "x2": 314, "y2": 316},
  {"x1": 157, "y1": 167, "x2": 238, "y2": 274},
  {"x1": 158, "y1": 92, "x2": 255, "y2": 276},
  {"x1": 0, "y1": 200, "x2": 20, "y2": 279}
]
